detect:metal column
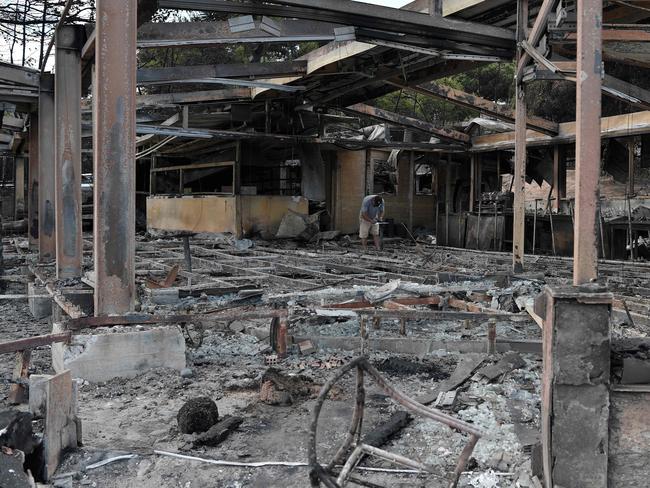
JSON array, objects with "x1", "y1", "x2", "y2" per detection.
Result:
[
  {"x1": 512, "y1": 0, "x2": 528, "y2": 273},
  {"x1": 627, "y1": 139, "x2": 635, "y2": 196},
  {"x1": 573, "y1": 0, "x2": 602, "y2": 285},
  {"x1": 28, "y1": 113, "x2": 39, "y2": 249},
  {"x1": 38, "y1": 74, "x2": 56, "y2": 263},
  {"x1": 469, "y1": 153, "x2": 476, "y2": 213},
  {"x1": 55, "y1": 25, "x2": 84, "y2": 279},
  {"x1": 552, "y1": 145, "x2": 566, "y2": 212},
  {"x1": 93, "y1": 0, "x2": 136, "y2": 314},
  {"x1": 408, "y1": 150, "x2": 414, "y2": 231}
]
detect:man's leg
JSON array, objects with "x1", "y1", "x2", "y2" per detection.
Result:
[
  {"x1": 359, "y1": 219, "x2": 369, "y2": 250},
  {"x1": 371, "y1": 223, "x2": 381, "y2": 250},
  {"x1": 373, "y1": 234, "x2": 381, "y2": 250}
]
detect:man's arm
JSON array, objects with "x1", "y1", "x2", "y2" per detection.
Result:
[{"x1": 361, "y1": 211, "x2": 375, "y2": 223}]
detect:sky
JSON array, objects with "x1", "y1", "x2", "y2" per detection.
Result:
[{"x1": 0, "y1": 0, "x2": 414, "y2": 68}]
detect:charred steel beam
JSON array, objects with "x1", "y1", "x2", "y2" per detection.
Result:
[
  {"x1": 515, "y1": 0, "x2": 559, "y2": 82},
  {"x1": 573, "y1": 0, "x2": 602, "y2": 285},
  {"x1": 67, "y1": 308, "x2": 288, "y2": 330},
  {"x1": 134, "y1": 88, "x2": 252, "y2": 108},
  {"x1": 54, "y1": 25, "x2": 84, "y2": 279},
  {"x1": 137, "y1": 61, "x2": 308, "y2": 83},
  {"x1": 0, "y1": 332, "x2": 71, "y2": 355},
  {"x1": 137, "y1": 77, "x2": 305, "y2": 92},
  {"x1": 513, "y1": 0, "x2": 528, "y2": 273},
  {"x1": 398, "y1": 82, "x2": 558, "y2": 135},
  {"x1": 344, "y1": 102, "x2": 470, "y2": 143},
  {"x1": 160, "y1": 0, "x2": 515, "y2": 50},
  {"x1": 38, "y1": 74, "x2": 56, "y2": 263},
  {"x1": 93, "y1": 0, "x2": 136, "y2": 314},
  {"x1": 28, "y1": 112, "x2": 39, "y2": 250},
  {"x1": 0, "y1": 61, "x2": 40, "y2": 88}
]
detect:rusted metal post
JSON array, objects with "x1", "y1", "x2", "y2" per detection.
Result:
[
  {"x1": 277, "y1": 317, "x2": 288, "y2": 358},
  {"x1": 445, "y1": 153, "x2": 451, "y2": 246},
  {"x1": 487, "y1": 318, "x2": 497, "y2": 355},
  {"x1": 573, "y1": 0, "x2": 602, "y2": 285},
  {"x1": 552, "y1": 145, "x2": 566, "y2": 212},
  {"x1": 55, "y1": 25, "x2": 84, "y2": 279},
  {"x1": 93, "y1": 0, "x2": 136, "y2": 314},
  {"x1": 513, "y1": 0, "x2": 528, "y2": 273},
  {"x1": 469, "y1": 153, "x2": 476, "y2": 213},
  {"x1": 627, "y1": 139, "x2": 635, "y2": 196},
  {"x1": 28, "y1": 113, "x2": 39, "y2": 249},
  {"x1": 408, "y1": 150, "x2": 414, "y2": 232},
  {"x1": 38, "y1": 74, "x2": 56, "y2": 263}
]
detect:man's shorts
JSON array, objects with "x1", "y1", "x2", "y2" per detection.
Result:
[{"x1": 359, "y1": 218, "x2": 379, "y2": 238}]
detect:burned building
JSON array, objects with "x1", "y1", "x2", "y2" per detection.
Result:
[{"x1": 1, "y1": 0, "x2": 650, "y2": 487}]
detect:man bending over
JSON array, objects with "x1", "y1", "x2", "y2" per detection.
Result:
[{"x1": 359, "y1": 194, "x2": 384, "y2": 250}]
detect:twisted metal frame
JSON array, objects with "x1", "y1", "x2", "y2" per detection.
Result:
[{"x1": 308, "y1": 356, "x2": 483, "y2": 488}]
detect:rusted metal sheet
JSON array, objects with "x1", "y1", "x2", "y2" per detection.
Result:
[
  {"x1": 93, "y1": 0, "x2": 137, "y2": 315},
  {"x1": 55, "y1": 25, "x2": 84, "y2": 279},
  {"x1": 38, "y1": 74, "x2": 56, "y2": 263},
  {"x1": 28, "y1": 113, "x2": 39, "y2": 250},
  {"x1": 573, "y1": 0, "x2": 602, "y2": 285}
]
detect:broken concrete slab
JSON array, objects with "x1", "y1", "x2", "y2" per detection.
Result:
[
  {"x1": 45, "y1": 370, "x2": 78, "y2": 480},
  {"x1": 275, "y1": 211, "x2": 308, "y2": 238},
  {"x1": 609, "y1": 387, "x2": 650, "y2": 487},
  {"x1": 52, "y1": 327, "x2": 186, "y2": 383},
  {"x1": 28, "y1": 374, "x2": 50, "y2": 418},
  {"x1": 28, "y1": 282, "x2": 51, "y2": 320}
]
